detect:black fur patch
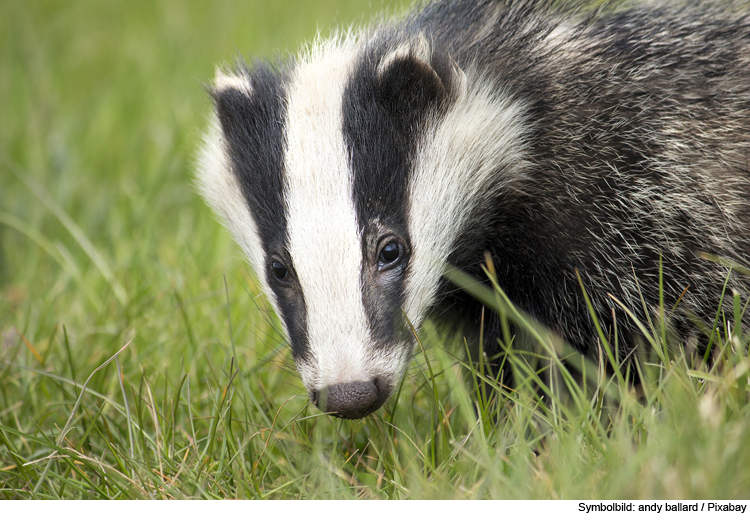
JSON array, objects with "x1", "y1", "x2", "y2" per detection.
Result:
[
  {"x1": 213, "y1": 64, "x2": 310, "y2": 362},
  {"x1": 342, "y1": 36, "x2": 456, "y2": 349}
]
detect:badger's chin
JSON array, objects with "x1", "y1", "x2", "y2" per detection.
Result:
[{"x1": 309, "y1": 377, "x2": 392, "y2": 419}]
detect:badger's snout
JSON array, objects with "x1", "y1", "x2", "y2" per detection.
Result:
[{"x1": 312, "y1": 378, "x2": 389, "y2": 419}]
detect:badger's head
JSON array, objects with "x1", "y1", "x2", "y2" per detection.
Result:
[{"x1": 196, "y1": 34, "x2": 527, "y2": 419}]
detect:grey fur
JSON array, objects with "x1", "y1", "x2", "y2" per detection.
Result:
[{"x1": 416, "y1": 0, "x2": 750, "y2": 351}]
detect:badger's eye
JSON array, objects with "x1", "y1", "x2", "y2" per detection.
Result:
[
  {"x1": 271, "y1": 260, "x2": 291, "y2": 282},
  {"x1": 378, "y1": 242, "x2": 402, "y2": 268}
]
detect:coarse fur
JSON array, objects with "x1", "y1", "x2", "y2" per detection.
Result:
[{"x1": 196, "y1": 0, "x2": 750, "y2": 419}]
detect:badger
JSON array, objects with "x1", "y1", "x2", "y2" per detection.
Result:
[{"x1": 196, "y1": 0, "x2": 750, "y2": 419}]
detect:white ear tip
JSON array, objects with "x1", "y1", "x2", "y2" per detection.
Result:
[
  {"x1": 377, "y1": 33, "x2": 432, "y2": 78},
  {"x1": 214, "y1": 69, "x2": 252, "y2": 95}
]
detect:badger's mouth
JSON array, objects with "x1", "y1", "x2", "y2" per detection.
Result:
[{"x1": 310, "y1": 377, "x2": 391, "y2": 419}]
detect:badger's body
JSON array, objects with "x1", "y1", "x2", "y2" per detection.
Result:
[{"x1": 197, "y1": 0, "x2": 750, "y2": 419}]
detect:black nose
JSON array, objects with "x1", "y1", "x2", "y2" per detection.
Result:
[{"x1": 314, "y1": 380, "x2": 386, "y2": 419}]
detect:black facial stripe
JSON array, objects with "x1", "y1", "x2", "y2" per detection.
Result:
[
  {"x1": 342, "y1": 49, "x2": 411, "y2": 349},
  {"x1": 213, "y1": 63, "x2": 310, "y2": 361},
  {"x1": 343, "y1": 36, "x2": 452, "y2": 349}
]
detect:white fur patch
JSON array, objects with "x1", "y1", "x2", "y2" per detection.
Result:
[
  {"x1": 284, "y1": 41, "x2": 407, "y2": 391},
  {"x1": 213, "y1": 69, "x2": 252, "y2": 95},
  {"x1": 405, "y1": 72, "x2": 530, "y2": 327}
]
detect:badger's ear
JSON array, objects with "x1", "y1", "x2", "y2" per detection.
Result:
[
  {"x1": 207, "y1": 65, "x2": 288, "y2": 234},
  {"x1": 210, "y1": 70, "x2": 256, "y2": 139},
  {"x1": 376, "y1": 35, "x2": 465, "y2": 117}
]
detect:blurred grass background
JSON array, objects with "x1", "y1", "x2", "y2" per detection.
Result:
[{"x1": 1, "y1": 0, "x2": 749, "y2": 499}]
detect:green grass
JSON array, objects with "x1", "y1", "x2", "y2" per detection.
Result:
[{"x1": 1, "y1": 0, "x2": 749, "y2": 499}]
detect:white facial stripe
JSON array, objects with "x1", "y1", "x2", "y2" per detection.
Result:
[
  {"x1": 405, "y1": 75, "x2": 529, "y2": 327},
  {"x1": 283, "y1": 43, "x2": 379, "y2": 390},
  {"x1": 196, "y1": 115, "x2": 285, "y2": 331}
]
